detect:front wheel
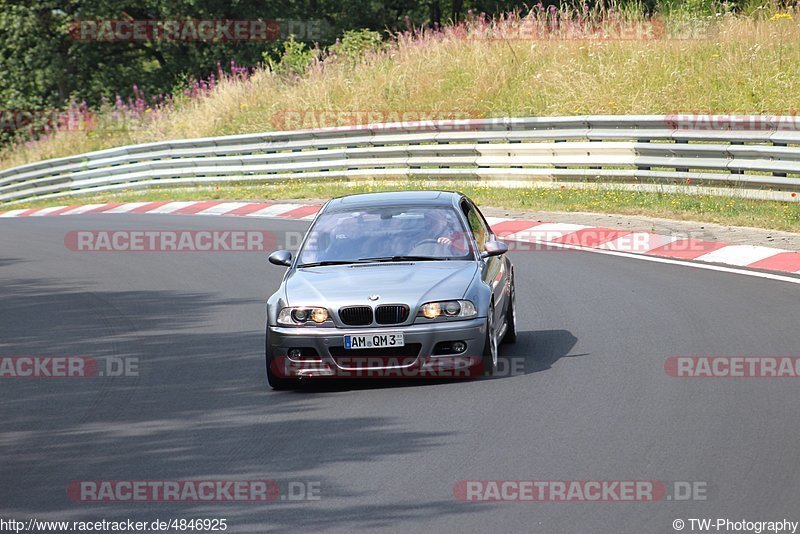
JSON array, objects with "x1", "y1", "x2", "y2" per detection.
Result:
[
  {"x1": 502, "y1": 273, "x2": 517, "y2": 345},
  {"x1": 266, "y1": 327, "x2": 301, "y2": 390},
  {"x1": 481, "y1": 304, "x2": 498, "y2": 376},
  {"x1": 267, "y1": 358, "x2": 301, "y2": 390}
]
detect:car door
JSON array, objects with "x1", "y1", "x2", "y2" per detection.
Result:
[{"x1": 460, "y1": 198, "x2": 507, "y2": 327}]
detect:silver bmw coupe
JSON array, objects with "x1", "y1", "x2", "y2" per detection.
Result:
[{"x1": 265, "y1": 190, "x2": 516, "y2": 389}]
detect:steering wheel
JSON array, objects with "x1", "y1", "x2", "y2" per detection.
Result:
[{"x1": 409, "y1": 238, "x2": 450, "y2": 256}]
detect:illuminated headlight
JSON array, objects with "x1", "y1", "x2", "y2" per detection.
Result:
[
  {"x1": 418, "y1": 300, "x2": 477, "y2": 320},
  {"x1": 422, "y1": 302, "x2": 441, "y2": 319},
  {"x1": 278, "y1": 307, "x2": 330, "y2": 325}
]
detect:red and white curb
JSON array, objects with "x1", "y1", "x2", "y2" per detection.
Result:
[
  {"x1": 0, "y1": 201, "x2": 321, "y2": 220},
  {"x1": 484, "y1": 217, "x2": 800, "y2": 275},
  {"x1": 2, "y1": 200, "x2": 800, "y2": 276}
]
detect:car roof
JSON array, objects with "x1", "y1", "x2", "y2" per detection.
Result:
[{"x1": 325, "y1": 190, "x2": 464, "y2": 211}]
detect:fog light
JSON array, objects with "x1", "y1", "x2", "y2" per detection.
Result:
[
  {"x1": 288, "y1": 348, "x2": 302, "y2": 358},
  {"x1": 452, "y1": 341, "x2": 467, "y2": 353}
]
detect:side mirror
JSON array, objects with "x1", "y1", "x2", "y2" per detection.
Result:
[
  {"x1": 481, "y1": 240, "x2": 508, "y2": 259},
  {"x1": 268, "y1": 250, "x2": 293, "y2": 266}
]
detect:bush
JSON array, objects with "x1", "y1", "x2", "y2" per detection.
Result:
[
  {"x1": 328, "y1": 29, "x2": 384, "y2": 62},
  {"x1": 265, "y1": 37, "x2": 316, "y2": 77}
]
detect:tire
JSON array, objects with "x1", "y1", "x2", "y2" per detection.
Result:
[
  {"x1": 502, "y1": 273, "x2": 517, "y2": 345},
  {"x1": 481, "y1": 304, "x2": 498, "y2": 376},
  {"x1": 267, "y1": 358, "x2": 301, "y2": 390},
  {"x1": 266, "y1": 327, "x2": 301, "y2": 390}
]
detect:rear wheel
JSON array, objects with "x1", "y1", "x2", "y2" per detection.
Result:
[
  {"x1": 266, "y1": 327, "x2": 301, "y2": 390},
  {"x1": 481, "y1": 304, "x2": 498, "y2": 376}
]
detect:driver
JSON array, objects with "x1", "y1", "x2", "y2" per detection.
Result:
[{"x1": 423, "y1": 211, "x2": 467, "y2": 254}]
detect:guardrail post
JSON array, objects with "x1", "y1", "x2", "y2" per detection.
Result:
[
  {"x1": 554, "y1": 139, "x2": 567, "y2": 169},
  {"x1": 730, "y1": 141, "x2": 743, "y2": 173}
]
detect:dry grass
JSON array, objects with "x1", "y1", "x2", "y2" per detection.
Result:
[{"x1": 2, "y1": 13, "x2": 800, "y2": 171}]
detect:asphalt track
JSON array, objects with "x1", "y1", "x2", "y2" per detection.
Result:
[{"x1": 1, "y1": 214, "x2": 800, "y2": 533}]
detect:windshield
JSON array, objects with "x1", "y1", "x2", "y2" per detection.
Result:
[{"x1": 296, "y1": 205, "x2": 474, "y2": 266}]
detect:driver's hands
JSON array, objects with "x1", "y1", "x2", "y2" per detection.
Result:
[{"x1": 437, "y1": 236, "x2": 452, "y2": 245}]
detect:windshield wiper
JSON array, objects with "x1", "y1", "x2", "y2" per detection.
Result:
[
  {"x1": 298, "y1": 256, "x2": 452, "y2": 267},
  {"x1": 356, "y1": 255, "x2": 448, "y2": 262},
  {"x1": 296, "y1": 260, "x2": 362, "y2": 268}
]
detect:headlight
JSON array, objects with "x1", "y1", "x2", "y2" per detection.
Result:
[
  {"x1": 278, "y1": 307, "x2": 331, "y2": 325},
  {"x1": 417, "y1": 300, "x2": 477, "y2": 320}
]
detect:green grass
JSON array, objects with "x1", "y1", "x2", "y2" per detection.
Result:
[{"x1": 8, "y1": 180, "x2": 800, "y2": 232}]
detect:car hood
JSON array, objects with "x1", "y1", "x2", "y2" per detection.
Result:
[{"x1": 284, "y1": 261, "x2": 478, "y2": 308}]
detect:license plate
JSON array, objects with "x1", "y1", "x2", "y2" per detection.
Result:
[{"x1": 344, "y1": 333, "x2": 405, "y2": 349}]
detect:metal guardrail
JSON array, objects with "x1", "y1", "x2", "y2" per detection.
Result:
[{"x1": 1, "y1": 115, "x2": 799, "y2": 205}]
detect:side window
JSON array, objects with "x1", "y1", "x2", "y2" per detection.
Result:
[
  {"x1": 461, "y1": 200, "x2": 489, "y2": 251},
  {"x1": 471, "y1": 202, "x2": 494, "y2": 240}
]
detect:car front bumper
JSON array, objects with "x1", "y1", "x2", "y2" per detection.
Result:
[{"x1": 267, "y1": 318, "x2": 487, "y2": 379}]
